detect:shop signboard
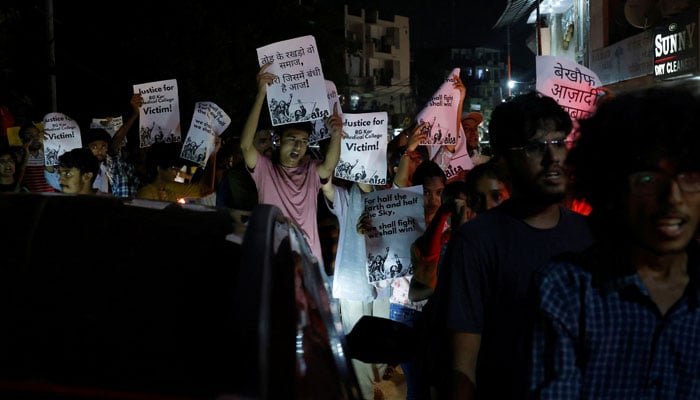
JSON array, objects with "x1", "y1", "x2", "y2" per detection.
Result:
[{"x1": 653, "y1": 10, "x2": 699, "y2": 79}]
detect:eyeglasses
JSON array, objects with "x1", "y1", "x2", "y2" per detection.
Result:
[
  {"x1": 628, "y1": 171, "x2": 700, "y2": 195},
  {"x1": 508, "y1": 138, "x2": 575, "y2": 157}
]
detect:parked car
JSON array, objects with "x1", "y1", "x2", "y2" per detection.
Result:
[{"x1": 0, "y1": 193, "x2": 362, "y2": 400}]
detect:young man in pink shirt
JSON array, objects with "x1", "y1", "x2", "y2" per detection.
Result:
[{"x1": 240, "y1": 62, "x2": 344, "y2": 268}]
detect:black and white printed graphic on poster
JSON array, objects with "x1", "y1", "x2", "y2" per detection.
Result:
[
  {"x1": 256, "y1": 35, "x2": 329, "y2": 127},
  {"x1": 133, "y1": 79, "x2": 181, "y2": 148},
  {"x1": 416, "y1": 67, "x2": 473, "y2": 179},
  {"x1": 416, "y1": 67, "x2": 463, "y2": 146},
  {"x1": 90, "y1": 116, "x2": 123, "y2": 137},
  {"x1": 43, "y1": 112, "x2": 82, "y2": 166},
  {"x1": 335, "y1": 112, "x2": 388, "y2": 186},
  {"x1": 310, "y1": 80, "x2": 342, "y2": 144},
  {"x1": 181, "y1": 101, "x2": 231, "y2": 167},
  {"x1": 363, "y1": 186, "x2": 424, "y2": 284}
]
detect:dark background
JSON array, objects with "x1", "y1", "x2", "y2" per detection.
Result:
[{"x1": 0, "y1": 0, "x2": 535, "y2": 136}]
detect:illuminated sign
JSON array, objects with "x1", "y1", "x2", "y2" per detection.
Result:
[{"x1": 653, "y1": 10, "x2": 698, "y2": 79}]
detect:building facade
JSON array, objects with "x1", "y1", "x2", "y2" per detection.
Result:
[
  {"x1": 517, "y1": 0, "x2": 700, "y2": 93},
  {"x1": 344, "y1": 5, "x2": 412, "y2": 132}
]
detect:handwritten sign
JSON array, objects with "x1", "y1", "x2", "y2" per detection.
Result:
[
  {"x1": 363, "y1": 186, "x2": 424, "y2": 283},
  {"x1": 335, "y1": 112, "x2": 388, "y2": 185},
  {"x1": 256, "y1": 35, "x2": 329, "y2": 126}
]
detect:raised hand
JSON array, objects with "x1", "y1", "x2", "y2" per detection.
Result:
[
  {"x1": 324, "y1": 103, "x2": 346, "y2": 138},
  {"x1": 256, "y1": 62, "x2": 276, "y2": 91}
]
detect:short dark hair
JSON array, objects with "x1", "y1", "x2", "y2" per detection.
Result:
[
  {"x1": 488, "y1": 91, "x2": 572, "y2": 157},
  {"x1": 569, "y1": 85, "x2": 700, "y2": 220},
  {"x1": 0, "y1": 144, "x2": 22, "y2": 159},
  {"x1": 59, "y1": 148, "x2": 100, "y2": 183},
  {"x1": 465, "y1": 160, "x2": 511, "y2": 213},
  {"x1": 412, "y1": 159, "x2": 446, "y2": 187},
  {"x1": 82, "y1": 128, "x2": 112, "y2": 147},
  {"x1": 278, "y1": 122, "x2": 313, "y2": 138},
  {"x1": 19, "y1": 123, "x2": 40, "y2": 140},
  {"x1": 271, "y1": 122, "x2": 314, "y2": 163},
  {"x1": 147, "y1": 142, "x2": 183, "y2": 169}
]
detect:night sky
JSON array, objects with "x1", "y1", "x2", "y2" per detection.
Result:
[
  {"x1": 354, "y1": 0, "x2": 537, "y2": 76},
  {"x1": 1, "y1": 0, "x2": 536, "y2": 134}
]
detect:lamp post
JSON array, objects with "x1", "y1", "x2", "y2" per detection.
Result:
[
  {"x1": 507, "y1": 25, "x2": 512, "y2": 97},
  {"x1": 46, "y1": 0, "x2": 57, "y2": 112}
]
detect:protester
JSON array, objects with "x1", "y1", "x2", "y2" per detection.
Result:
[
  {"x1": 136, "y1": 139, "x2": 219, "y2": 203},
  {"x1": 388, "y1": 159, "x2": 447, "y2": 400},
  {"x1": 461, "y1": 112, "x2": 490, "y2": 167},
  {"x1": 433, "y1": 91, "x2": 594, "y2": 400},
  {"x1": 57, "y1": 147, "x2": 100, "y2": 195},
  {"x1": 241, "y1": 62, "x2": 343, "y2": 268},
  {"x1": 216, "y1": 128, "x2": 273, "y2": 210},
  {"x1": 19, "y1": 123, "x2": 56, "y2": 192},
  {"x1": 409, "y1": 160, "x2": 512, "y2": 302},
  {"x1": 426, "y1": 74, "x2": 470, "y2": 184},
  {"x1": 322, "y1": 178, "x2": 390, "y2": 400},
  {"x1": 529, "y1": 85, "x2": 700, "y2": 399},
  {"x1": 0, "y1": 144, "x2": 27, "y2": 192},
  {"x1": 83, "y1": 93, "x2": 144, "y2": 197}
]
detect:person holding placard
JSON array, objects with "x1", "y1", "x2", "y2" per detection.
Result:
[{"x1": 241, "y1": 62, "x2": 343, "y2": 269}]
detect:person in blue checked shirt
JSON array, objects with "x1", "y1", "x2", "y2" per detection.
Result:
[
  {"x1": 84, "y1": 93, "x2": 143, "y2": 197},
  {"x1": 529, "y1": 85, "x2": 700, "y2": 399}
]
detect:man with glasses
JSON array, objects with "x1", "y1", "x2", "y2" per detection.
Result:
[
  {"x1": 432, "y1": 91, "x2": 593, "y2": 399},
  {"x1": 529, "y1": 85, "x2": 700, "y2": 399}
]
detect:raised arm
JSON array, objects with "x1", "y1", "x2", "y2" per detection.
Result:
[
  {"x1": 446, "y1": 74, "x2": 467, "y2": 154},
  {"x1": 394, "y1": 122, "x2": 427, "y2": 188},
  {"x1": 321, "y1": 175, "x2": 336, "y2": 203},
  {"x1": 318, "y1": 103, "x2": 344, "y2": 180},
  {"x1": 198, "y1": 135, "x2": 222, "y2": 195},
  {"x1": 111, "y1": 93, "x2": 143, "y2": 153},
  {"x1": 241, "y1": 63, "x2": 274, "y2": 170}
]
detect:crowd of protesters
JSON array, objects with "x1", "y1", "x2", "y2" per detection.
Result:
[{"x1": 2, "y1": 67, "x2": 699, "y2": 400}]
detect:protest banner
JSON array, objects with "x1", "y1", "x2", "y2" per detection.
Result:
[
  {"x1": 256, "y1": 35, "x2": 329, "y2": 126},
  {"x1": 335, "y1": 112, "x2": 388, "y2": 186},
  {"x1": 90, "y1": 116, "x2": 123, "y2": 137},
  {"x1": 363, "y1": 185, "x2": 424, "y2": 283},
  {"x1": 310, "y1": 80, "x2": 342, "y2": 143},
  {"x1": 133, "y1": 79, "x2": 181, "y2": 147},
  {"x1": 181, "y1": 101, "x2": 231, "y2": 167},
  {"x1": 536, "y1": 55, "x2": 602, "y2": 125},
  {"x1": 42, "y1": 112, "x2": 81, "y2": 166},
  {"x1": 415, "y1": 67, "x2": 473, "y2": 181}
]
